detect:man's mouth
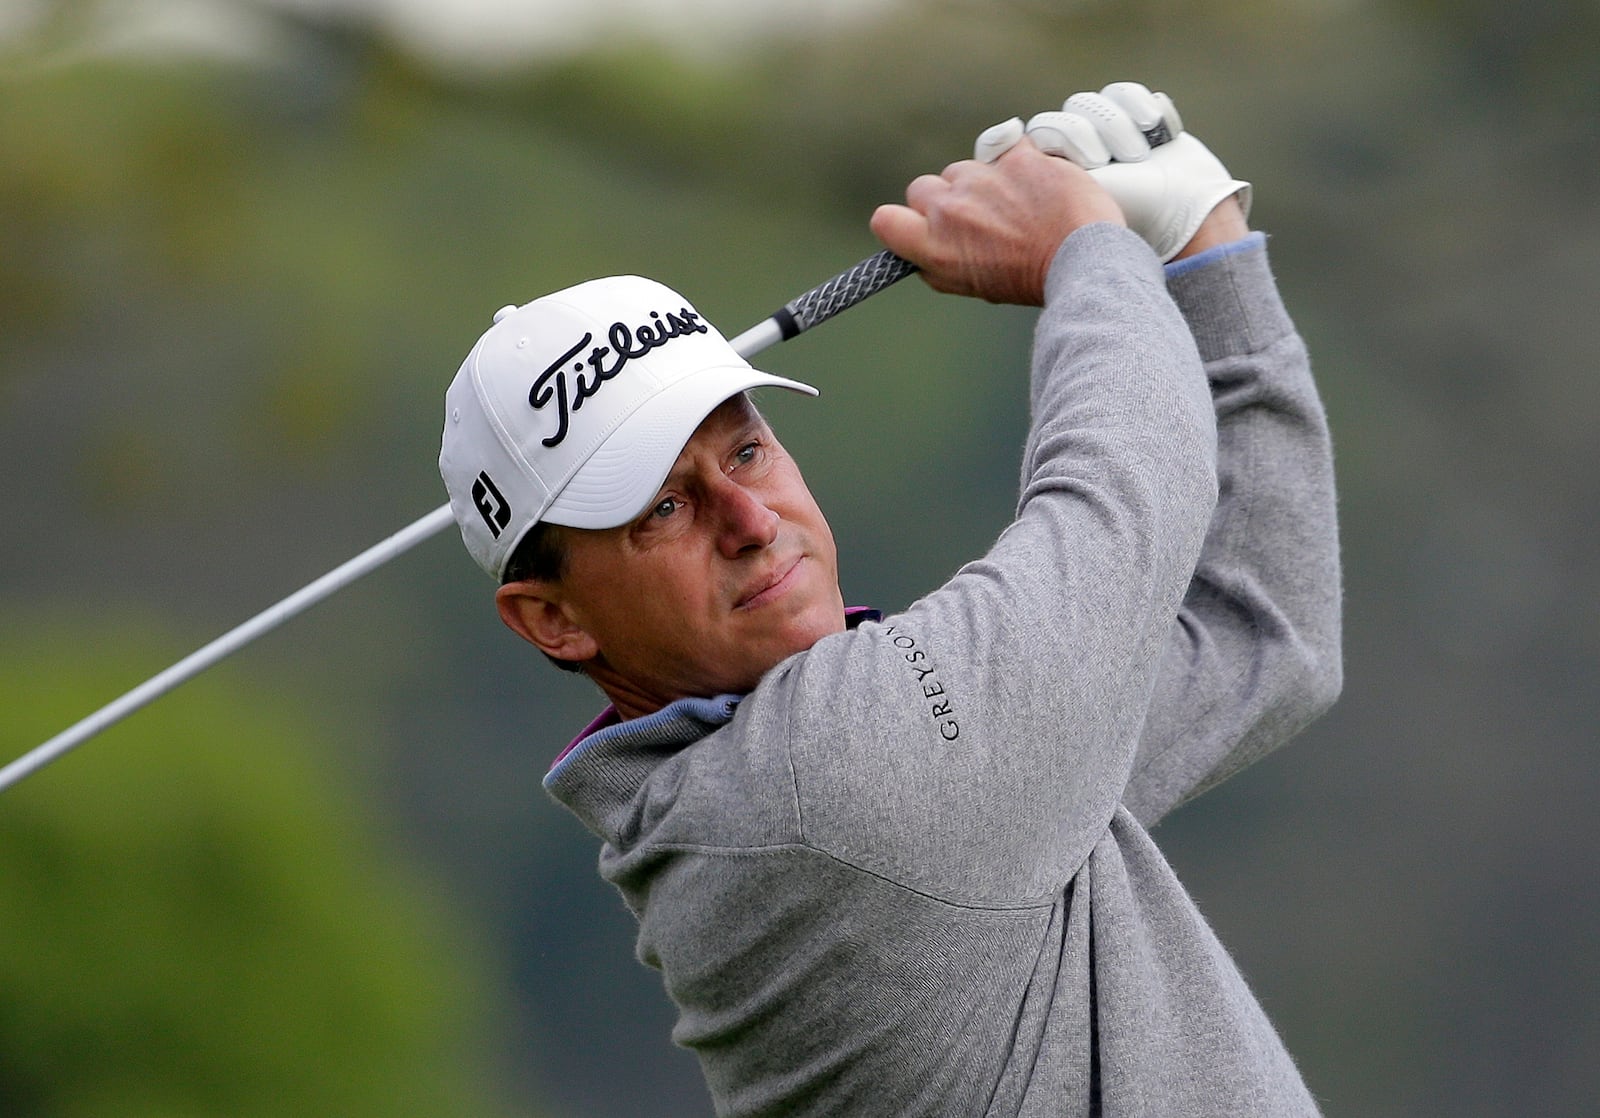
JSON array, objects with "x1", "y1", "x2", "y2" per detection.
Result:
[{"x1": 735, "y1": 557, "x2": 803, "y2": 610}]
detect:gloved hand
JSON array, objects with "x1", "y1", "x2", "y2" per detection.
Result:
[{"x1": 974, "y1": 82, "x2": 1250, "y2": 263}]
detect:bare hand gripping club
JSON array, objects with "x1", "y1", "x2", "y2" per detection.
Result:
[{"x1": 0, "y1": 251, "x2": 918, "y2": 794}]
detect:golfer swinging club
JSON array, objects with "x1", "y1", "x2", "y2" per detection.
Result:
[{"x1": 439, "y1": 83, "x2": 1341, "y2": 1116}]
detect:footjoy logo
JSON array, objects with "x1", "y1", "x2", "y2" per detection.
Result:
[
  {"x1": 471, "y1": 471, "x2": 511, "y2": 538},
  {"x1": 527, "y1": 307, "x2": 709, "y2": 448}
]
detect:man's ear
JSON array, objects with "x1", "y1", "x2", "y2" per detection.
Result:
[{"x1": 495, "y1": 581, "x2": 600, "y2": 665}]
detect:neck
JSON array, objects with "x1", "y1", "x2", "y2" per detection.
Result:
[{"x1": 585, "y1": 657, "x2": 672, "y2": 722}]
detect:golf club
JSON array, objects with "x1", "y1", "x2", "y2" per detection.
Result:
[{"x1": 0, "y1": 249, "x2": 918, "y2": 794}]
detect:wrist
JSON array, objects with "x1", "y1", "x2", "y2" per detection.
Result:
[{"x1": 1170, "y1": 194, "x2": 1250, "y2": 261}]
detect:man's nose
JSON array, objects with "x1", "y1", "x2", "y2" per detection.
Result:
[{"x1": 712, "y1": 478, "x2": 780, "y2": 558}]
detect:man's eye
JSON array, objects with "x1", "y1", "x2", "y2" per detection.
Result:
[
  {"x1": 733, "y1": 442, "x2": 760, "y2": 465},
  {"x1": 650, "y1": 497, "x2": 679, "y2": 519}
]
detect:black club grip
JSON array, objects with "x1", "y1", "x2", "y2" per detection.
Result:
[{"x1": 772, "y1": 250, "x2": 918, "y2": 341}]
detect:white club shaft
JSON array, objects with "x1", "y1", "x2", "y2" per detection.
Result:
[
  {"x1": 0, "y1": 505, "x2": 455, "y2": 792},
  {"x1": 727, "y1": 317, "x2": 784, "y2": 358}
]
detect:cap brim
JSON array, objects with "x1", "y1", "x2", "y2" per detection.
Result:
[{"x1": 540, "y1": 364, "x2": 817, "y2": 531}]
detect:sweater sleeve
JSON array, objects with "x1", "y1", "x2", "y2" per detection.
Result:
[
  {"x1": 762, "y1": 223, "x2": 1220, "y2": 904},
  {"x1": 1121, "y1": 234, "x2": 1343, "y2": 827}
]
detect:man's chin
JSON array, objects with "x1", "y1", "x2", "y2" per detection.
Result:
[{"x1": 768, "y1": 607, "x2": 847, "y2": 669}]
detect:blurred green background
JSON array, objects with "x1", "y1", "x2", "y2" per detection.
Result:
[{"x1": 2, "y1": 1, "x2": 1597, "y2": 1115}]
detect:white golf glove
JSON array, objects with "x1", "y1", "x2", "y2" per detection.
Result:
[{"x1": 974, "y1": 82, "x2": 1251, "y2": 263}]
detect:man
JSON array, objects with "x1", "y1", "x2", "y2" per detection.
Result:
[{"x1": 440, "y1": 83, "x2": 1341, "y2": 1116}]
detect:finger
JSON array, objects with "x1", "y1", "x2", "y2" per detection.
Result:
[
  {"x1": 939, "y1": 157, "x2": 986, "y2": 183},
  {"x1": 1100, "y1": 82, "x2": 1171, "y2": 144},
  {"x1": 1024, "y1": 110, "x2": 1111, "y2": 169},
  {"x1": 869, "y1": 202, "x2": 931, "y2": 262},
  {"x1": 1153, "y1": 91, "x2": 1184, "y2": 138},
  {"x1": 1101, "y1": 82, "x2": 1184, "y2": 145},
  {"x1": 904, "y1": 172, "x2": 952, "y2": 212},
  {"x1": 973, "y1": 116, "x2": 1025, "y2": 163},
  {"x1": 1064, "y1": 91, "x2": 1150, "y2": 161}
]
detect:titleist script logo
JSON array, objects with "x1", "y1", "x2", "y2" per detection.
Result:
[
  {"x1": 472, "y1": 471, "x2": 511, "y2": 538},
  {"x1": 528, "y1": 307, "x2": 709, "y2": 448}
]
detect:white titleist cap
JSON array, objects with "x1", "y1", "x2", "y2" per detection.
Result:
[{"x1": 439, "y1": 275, "x2": 818, "y2": 580}]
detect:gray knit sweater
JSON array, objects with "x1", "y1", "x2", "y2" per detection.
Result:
[{"x1": 546, "y1": 224, "x2": 1342, "y2": 1116}]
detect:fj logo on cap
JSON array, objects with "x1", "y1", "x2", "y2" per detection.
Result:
[
  {"x1": 528, "y1": 307, "x2": 709, "y2": 449},
  {"x1": 471, "y1": 471, "x2": 512, "y2": 538}
]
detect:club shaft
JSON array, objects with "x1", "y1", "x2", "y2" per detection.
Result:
[
  {"x1": 1, "y1": 249, "x2": 916, "y2": 793},
  {"x1": 0, "y1": 505, "x2": 456, "y2": 792}
]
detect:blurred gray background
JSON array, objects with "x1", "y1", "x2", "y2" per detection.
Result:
[{"x1": 2, "y1": 1, "x2": 1597, "y2": 1115}]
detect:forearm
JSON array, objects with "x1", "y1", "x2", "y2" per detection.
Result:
[
  {"x1": 781, "y1": 225, "x2": 1221, "y2": 899},
  {"x1": 1123, "y1": 234, "x2": 1343, "y2": 827}
]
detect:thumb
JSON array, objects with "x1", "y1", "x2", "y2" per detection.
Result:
[{"x1": 869, "y1": 203, "x2": 930, "y2": 265}]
